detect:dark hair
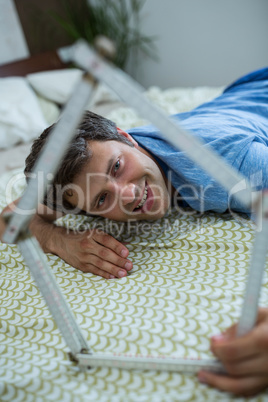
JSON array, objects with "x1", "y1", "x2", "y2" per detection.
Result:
[{"x1": 24, "y1": 110, "x2": 133, "y2": 213}]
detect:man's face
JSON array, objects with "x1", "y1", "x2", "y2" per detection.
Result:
[{"x1": 65, "y1": 135, "x2": 171, "y2": 221}]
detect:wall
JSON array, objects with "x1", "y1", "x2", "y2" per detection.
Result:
[
  {"x1": 0, "y1": 0, "x2": 29, "y2": 64},
  {"x1": 14, "y1": 0, "x2": 79, "y2": 55},
  {"x1": 135, "y1": 0, "x2": 268, "y2": 88}
]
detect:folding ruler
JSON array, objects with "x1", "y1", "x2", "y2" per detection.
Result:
[{"x1": 3, "y1": 39, "x2": 268, "y2": 374}]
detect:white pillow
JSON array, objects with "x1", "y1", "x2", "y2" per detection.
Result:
[
  {"x1": 27, "y1": 69, "x2": 83, "y2": 104},
  {"x1": 36, "y1": 94, "x2": 60, "y2": 125},
  {"x1": 27, "y1": 68, "x2": 120, "y2": 107},
  {"x1": 0, "y1": 77, "x2": 48, "y2": 149}
]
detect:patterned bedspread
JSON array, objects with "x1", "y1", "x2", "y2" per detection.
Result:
[{"x1": 0, "y1": 169, "x2": 268, "y2": 402}]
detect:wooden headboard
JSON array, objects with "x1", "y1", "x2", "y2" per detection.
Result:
[{"x1": 0, "y1": 50, "x2": 68, "y2": 77}]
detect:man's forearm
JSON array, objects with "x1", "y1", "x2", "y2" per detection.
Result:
[
  {"x1": 29, "y1": 213, "x2": 66, "y2": 255},
  {"x1": 1, "y1": 201, "x2": 133, "y2": 278}
]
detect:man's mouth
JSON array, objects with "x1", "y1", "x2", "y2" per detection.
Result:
[
  {"x1": 134, "y1": 186, "x2": 148, "y2": 210},
  {"x1": 133, "y1": 183, "x2": 153, "y2": 213}
]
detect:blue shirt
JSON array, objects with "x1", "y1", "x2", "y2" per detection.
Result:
[{"x1": 128, "y1": 67, "x2": 268, "y2": 213}]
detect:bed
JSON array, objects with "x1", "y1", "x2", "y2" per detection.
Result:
[{"x1": 0, "y1": 54, "x2": 267, "y2": 402}]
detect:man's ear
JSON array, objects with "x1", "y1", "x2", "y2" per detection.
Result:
[
  {"x1": 117, "y1": 127, "x2": 138, "y2": 148},
  {"x1": 65, "y1": 189, "x2": 74, "y2": 197}
]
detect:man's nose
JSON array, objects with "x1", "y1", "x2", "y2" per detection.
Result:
[{"x1": 120, "y1": 183, "x2": 136, "y2": 206}]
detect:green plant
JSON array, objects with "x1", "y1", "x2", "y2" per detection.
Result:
[{"x1": 50, "y1": 0, "x2": 157, "y2": 71}]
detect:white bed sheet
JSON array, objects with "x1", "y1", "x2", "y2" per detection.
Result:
[{"x1": 0, "y1": 67, "x2": 223, "y2": 176}]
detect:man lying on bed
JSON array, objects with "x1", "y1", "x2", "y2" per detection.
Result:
[
  {"x1": 4, "y1": 66, "x2": 268, "y2": 279},
  {"x1": 0, "y1": 66, "x2": 268, "y2": 395}
]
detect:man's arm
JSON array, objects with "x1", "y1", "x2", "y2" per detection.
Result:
[
  {"x1": 0, "y1": 215, "x2": 6, "y2": 240},
  {"x1": 0, "y1": 199, "x2": 132, "y2": 279}
]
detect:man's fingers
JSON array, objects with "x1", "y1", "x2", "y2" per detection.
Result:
[
  {"x1": 82, "y1": 255, "x2": 128, "y2": 278},
  {"x1": 223, "y1": 355, "x2": 268, "y2": 377},
  {"x1": 205, "y1": 309, "x2": 268, "y2": 395},
  {"x1": 211, "y1": 328, "x2": 262, "y2": 362},
  {"x1": 82, "y1": 264, "x2": 116, "y2": 280},
  {"x1": 256, "y1": 307, "x2": 268, "y2": 324},
  {"x1": 92, "y1": 230, "x2": 130, "y2": 258},
  {"x1": 222, "y1": 322, "x2": 238, "y2": 338},
  {"x1": 64, "y1": 229, "x2": 133, "y2": 277},
  {"x1": 198, "y1": 371, "x2": 268, "y2": 397},
  {"x1": 90, "y1": 231, "x2": 133, "y2": 272},
  {"x1": 95, "y1": 244, "x2": 132, "y2": 271}
]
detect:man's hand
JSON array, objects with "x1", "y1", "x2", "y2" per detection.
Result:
[
  {"x1": 198, "y1": 308, "x2": 268, "y2": 396},
  {"x1": 47, "y1": 225, "x2": 133, "y2": 279}
]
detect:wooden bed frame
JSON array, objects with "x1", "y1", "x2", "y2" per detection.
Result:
[{"x1": 0, "y1": 50, "x2": 68, "y2": 77}]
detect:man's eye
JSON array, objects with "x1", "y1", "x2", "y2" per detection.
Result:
[
  {"x1": 114, "y1": 160, "x2": 120, "y2": 173},
  {"x1": 98, "y1": 194, "x2": 106, "y2": 207}
]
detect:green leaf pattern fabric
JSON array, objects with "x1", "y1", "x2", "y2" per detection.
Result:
[{"x1": 0, "y1": 169, "x2": 267, "y2": 401}]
